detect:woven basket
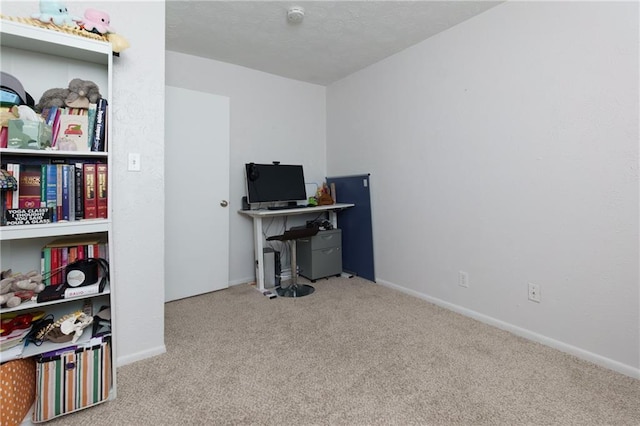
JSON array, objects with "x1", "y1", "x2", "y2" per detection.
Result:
[{"x1": 1, "y1": 15, "x2": 109, "y2": 43}]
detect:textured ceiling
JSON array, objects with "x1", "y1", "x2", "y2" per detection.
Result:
[{"x1": 166, "y1": 1, "x2": 503, "y2": 86}]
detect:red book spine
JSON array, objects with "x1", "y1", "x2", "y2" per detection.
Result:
[
  {"x1": 83, "y1": 163, "x2": 97, "y2": 219},
  {"x1": 5, "y1": 164, "x2": 14, "y2": 209},
  {"x1": 0, "y1": 126, "x2": 7, "y2": 148},
  {"x1": 56, "y1": 164, "x2": 63, "y2": 221},
  {"x1": 51, "y1": 247, "x2": 60, "y2": 285},
  {"x1": 78, "y1": 245, "x2": 86, "y2": 260},
  {"x1": 96, "y1": 163, "x2": 108, "y2": 218}
]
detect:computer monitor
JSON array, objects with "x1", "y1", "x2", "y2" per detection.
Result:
[{"x1": 245, "y1": 163, "x2": 307, "y2": 204}]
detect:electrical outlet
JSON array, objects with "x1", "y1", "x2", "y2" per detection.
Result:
[
  {"x1": 458, "y1": 271, "x2": 469, "y2": 288},
  {"x1": 528, "y1": 283, "x2": 541, "y2": 303}
]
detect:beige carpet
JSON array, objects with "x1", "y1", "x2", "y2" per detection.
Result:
[{"x1": 49, "y1": 277, "x2": 639, "y2": 425}]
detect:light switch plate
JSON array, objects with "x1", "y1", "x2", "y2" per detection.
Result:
[{"x1": 128, "y1": 153, "x2": 141, "y2": 171}]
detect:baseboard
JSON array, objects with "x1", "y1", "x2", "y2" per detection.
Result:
[
  {"x1": 230, "y1": 270, "x2": 294, "y2": 288},
  {"x1": 116, "y1": 344, "x2": 166, "y2": 367},
  {"x1": 377, "y1": 279, "x2": 640, "y2": 379},
  {"x1": 229, "y1": 277, "x2": 254, "y2": 287}
]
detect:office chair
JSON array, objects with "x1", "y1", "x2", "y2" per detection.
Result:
[{"x1": 266, "y1": 224, "x2": 320, "y2": 297}]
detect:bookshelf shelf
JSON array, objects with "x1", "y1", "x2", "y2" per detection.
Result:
[
  {"x1": 0, "y1": 19, "x2": 111, "y2": 64},
  {"x1": 0, "y1": 219, "x2": 110, "y2": 241},
  {"x1": 0, "y1": 148, "x2": 108, "y2": 158},
  {"x1": 0, "y1": 283, "x2": 111, "y2": 315},
  {"x1": 0, "y1": 18, "x2": 116, "y2": 421}
]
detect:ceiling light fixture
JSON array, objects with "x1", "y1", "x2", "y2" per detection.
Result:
[{"x1": 287, "y1": 6, "x2": 305, "y2": 24}]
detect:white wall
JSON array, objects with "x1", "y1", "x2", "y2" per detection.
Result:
[
  {"x1": 2, "y1": 1, "x2": 167, "y2": 365},
  {"x1": 166, "y1": 51, "x2": 326, "y2": 283},
  {"x1": 327, "y1": 1, "x2": 639, "y2": 377}
]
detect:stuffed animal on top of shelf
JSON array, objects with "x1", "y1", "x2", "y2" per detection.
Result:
[
  {"x1": 81, "y1": 9, "x2": 112, "y2": 35},
  {"x1": 31, "y1": 0, "x2": 81, "y2": 27},
  {"x1": 36, "y1": 79, "x2": 102, "y2": 112},
  {"x1": 65, "y1": 78, "x2": 102, "y2": 109},
  {"x1": 0, "y1": 270, "x2": 45, "y2": 309},
  {"x1": 107, "y1": 33, "x2": 131, "y2": 55},
  {"x1": 79, "y1": 8, "x2": 131, "y2": 54},
  {"x1": 35, "y1": 87, "x2": 69, "y2": 113}
]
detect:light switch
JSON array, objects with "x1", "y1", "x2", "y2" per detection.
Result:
[{"x1": 128, "y1": 153, "x2": 141, "y2": 171}]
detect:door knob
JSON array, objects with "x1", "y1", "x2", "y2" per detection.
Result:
[{"x1": 220, "y1": 200, "x2": 228, "y2": 207}]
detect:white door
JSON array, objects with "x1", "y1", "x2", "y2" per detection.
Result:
[{"x1": 164, "y1": 86, "x2": 230, "y2": 301}]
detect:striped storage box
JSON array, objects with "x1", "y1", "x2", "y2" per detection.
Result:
[{"x1": 33, "y1": 340, "x2": 111, "y2": 423}]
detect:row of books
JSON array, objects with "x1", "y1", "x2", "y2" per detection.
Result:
[
  {"x1": 2, "y1": 161, "x2": 107, "y2": 225},
  {"x1": 41, "y1": 236, "x2": 109, "y2": 287},
  {"x1": 40, "y1": 98, "x2": 108, "y2": 152}
]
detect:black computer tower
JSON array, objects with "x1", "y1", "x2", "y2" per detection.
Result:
[{"x1": 263, "y1": 248, "x2": 281, "y2": 288}]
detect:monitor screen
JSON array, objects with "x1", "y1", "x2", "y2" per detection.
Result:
[{"x1": 245, "y1": 163, "x2": 307, "y2": 204}]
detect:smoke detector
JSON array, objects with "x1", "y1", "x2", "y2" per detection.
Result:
[{"x1": 287, "y1": 6, "x2": 305, "y2": 24}]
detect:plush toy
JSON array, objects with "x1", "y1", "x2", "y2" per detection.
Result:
[
  {"x1": 0, "y1": 106, "x2": 19, "y2": 128},
  {"x1": 0, "y1": 270, "x2": 45, "y2": 308},
  {"x1": 107, "y1": 33, "x2": 131, "y2": 55},
  {"x1": 81, "y1": 9, "x2": 112, "y2": 35},
  {"x1": 79, "y1": 9, "x2": 130, "y2": 54},
  {"x1": 31, "y1": 0, "x2": 81, "y2": 27},
  {"x1": 16, "y1": 105, "x2": 42, "y2": 123},
  {"x1": 35, "y1": 87, "x2": 69, "y2": 113},
  {"x1": 65, "y1": 78, "x2": 101, "y2": 109}
]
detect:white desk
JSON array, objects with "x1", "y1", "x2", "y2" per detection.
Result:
[{"x1": 238, "y1": 203, "x2": 354, "y2": 291}]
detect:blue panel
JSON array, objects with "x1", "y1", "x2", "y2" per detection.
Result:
[{"x1": 326, "y1": 174, "x2": 375, "y2": 282}]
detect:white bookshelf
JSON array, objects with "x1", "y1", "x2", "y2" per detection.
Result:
[{"x1": 0, "y1": 19, "x2": 117, "y2": 421}]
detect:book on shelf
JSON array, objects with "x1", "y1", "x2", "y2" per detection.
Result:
[
  {"x1": 10, "y1": 163, "x2": 19, "y2": 208},
  {"x1": 0, "y1": 127, "x2": 6, "y2": 149},
  {"x1": 56, "y1": 113, "x2": 90, "y2": 152},
  {"x1": 41, "y1": 247, "x2": 51, "y2": 285},
  {"x1": 44, "y1": 106, "x2": 59, "y2": 126},
  {"x1": 50, "y1": 246, "x2": 60, "y2": 285},
  {"x1": 68, "y1": 246, "x2": 78, "y2": 264},
  {"x1": 96, "y1": 163, "x2": 108, "y2": 218},
  {"x1": 83, "y1": 163, "x2": 97, "y2": 219},
  {"x1": 51, "y1": 108, "x2": 62, "y2": 147},
  {"x1": 42, "y1": 105, "x2": 61, "y2": 147},
  {"x1": 92, "y1": 98, "x2": 107, "y2": 152},
  {"x1": 39, "y1": 164, "x2": 46, "y2": 208},
  {"x1": 64, "y1": 278, "x2": 106, "y2": 299},
  {"x1": 61, "y1": 164, "x2": 72, "y2": 221},
  {"x1": 56, "y1": 164, "x2": 63, "y2": 221},
  {"x1": 60, "y1": 244, "x2": 69, "y2": 275},
  {"x1": 74, "y1": 163, "x2": 84, "y2": 220},
  {"x1": 45, "y1": 235, "x2": 105, "y2": 248},
  {"x1": 87, "y1": 103, "x2": 97, "y2": 146},
  {"x1": 5, "y1": 164, "x2": 14, "y2": 209},
  {"x1": 45, "y1": 164, "x2": 57, "y2": 222},
  {"x1": 68, "y1": 164, "x2": 75, "y2": 221},
  {"x1": 17, "y1": 164, "x2": 41, "y2": 209}
]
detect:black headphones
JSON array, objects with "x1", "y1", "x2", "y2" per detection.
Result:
[
  {"x1": 248, "y1": 163, "x2": 260, "y2": 181},
  {"x1": 65, "y1": 258, "x2": 109, "y2": 288}
]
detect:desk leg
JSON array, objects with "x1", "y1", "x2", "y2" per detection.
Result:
[
  {"x1": 328, "y1": 210, "x2": 338, "y2": 229},
  {"x1": 253, "y1": 216, "x2": 266, "y2": 291}
]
